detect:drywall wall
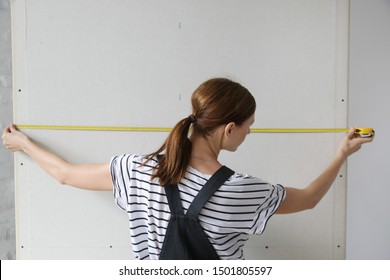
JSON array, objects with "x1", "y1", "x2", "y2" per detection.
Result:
[{"x1": 12, "y1": 0, "x2": 349, "y2": 259}]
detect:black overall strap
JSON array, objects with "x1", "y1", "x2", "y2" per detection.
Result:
[
  {"x1": 186, "y1": 166, "x2": 234, "y2": 218},
  {"x1": 164, "y1": 183, "x2": 184, "y2": 215},
  {"x1": 164, "y1": 166, "x2": 234, "y2": 217},
  {"x1": 160, "y1": 166, "x2": 234, "y2": 260}
]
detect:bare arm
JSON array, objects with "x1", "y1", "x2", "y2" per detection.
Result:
[
  {"x1": 2, "y1": 124, "x2": 112, "y2": 191},
  {"x1": 276, "y1": 128, "x2": 373, "y2": 214}
]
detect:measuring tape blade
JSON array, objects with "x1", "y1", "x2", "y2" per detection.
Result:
[
  {"x1": 16, "y1": 124, "x2": 352, "y2": 134},
  {"x1": 250, "y1": 128, "x2": 349, "y2": 133},
  {"x1": 15, "y1": 125, "x2": 172, "y2": 132}
]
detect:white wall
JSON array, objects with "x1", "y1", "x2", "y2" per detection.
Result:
[
  {"x1": 2, "y1": 0, "x2": 389, "y2": 260},
  {"x1": 0, "y1": 0, "x2": 15, "y2": 260},
  {"x1": 347, "y1": 0, "x2": 390, "y2": 259},
  {"x1": 11, "y1": 0, "x2": 349, "y2": 260}
]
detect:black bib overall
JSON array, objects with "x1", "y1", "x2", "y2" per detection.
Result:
[{"x1": 159, "y1": 166, "x2": 234, "y2": 260}]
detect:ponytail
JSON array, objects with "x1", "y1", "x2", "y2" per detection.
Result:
[
  {"x1": 148, "y1": 115, "x2": 193, "y2": 185},
  {"x1": 147, "y1": 77, "x2": 256, "y2": 186}
]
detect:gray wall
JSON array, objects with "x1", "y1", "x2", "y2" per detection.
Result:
[
  {"x1": 0, "y1": 0, "x2": 15, "y2": 260},
  {"x1": 347, "y1": 0, "x2": 390, "y2": 259},
  {"x1": 1, "y1": 0, "x2": 389, "y2": 260},
  {"x1": 11, "y1": 0, "x2": 349, "y2": 260}
]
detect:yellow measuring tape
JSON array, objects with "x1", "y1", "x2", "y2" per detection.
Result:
[
  {"x1": 15, "y1": 124, "x2": 375, "y2": 137},
  {"x1": 16, "y1": 124, "x2": 172, "y2": 132}
]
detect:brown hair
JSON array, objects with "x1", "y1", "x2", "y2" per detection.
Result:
[{"x1": 148, "y1": 78, "x2": 256, "y2": 185}]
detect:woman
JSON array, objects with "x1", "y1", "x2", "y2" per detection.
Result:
[{"x1": 2, "y1": 78, "x2": 373, "y2": 259}]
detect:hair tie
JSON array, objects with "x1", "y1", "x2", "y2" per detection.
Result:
[{"x1": 189, "y1": 114, "x2": 197, "y2": 124}]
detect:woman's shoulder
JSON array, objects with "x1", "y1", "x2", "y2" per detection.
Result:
[
  {"x1": 228, "y1": 171, "x2": 269, "y2": 185},
  {"x1": 110, "y1": 153, "x2": 158, "y2": 164},
  {"x1": 187, "y1": 166, "x2": 274, "y2": 188}
]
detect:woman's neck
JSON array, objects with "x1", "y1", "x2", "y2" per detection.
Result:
[{"x1": 189, "y1": 131, "x2": 223, "y2": 175}]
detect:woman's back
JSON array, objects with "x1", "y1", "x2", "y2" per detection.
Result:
[{"x1": 111, "y1": 153, "x2": 285, "y2": 260}]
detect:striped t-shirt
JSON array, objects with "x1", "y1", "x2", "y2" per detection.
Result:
[{"x1": 110, "y1": 153, "x2": 285, "y2": 260}]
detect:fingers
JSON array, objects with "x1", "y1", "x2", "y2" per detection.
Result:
[
  {"x1": 3, "y1": 124, "x2": 19, "y2": 134},
  {"x1": 2, "y1": 125, "x2": 10, "y2": 140},
  {"x1": 351, "y1": 126, "x2": 375, "y2": 143},
  {"x1": 2, "y1": 126, "x2": 10, "y2": 148},
  {"x1": 351, "y1": 128, "x2": 374, "y2": 152},
  {"x1": 3, "y1": 124, "x2": 14, "y2": 134},
  {"x1": 9, "y1": 124, "x2": 17, "y2": 132},
  {"x1": 349, "y1": 127, "x2": 375, "y2": 142},
  {"x1": 347, "y1": 127, "x2": 355, "y2": 139},
  {"x1": 3, "y1": 124, "x2": 14, "y2": 139},
  {"x1": 359, "y1": 135, "x2": 374, "y2": 144},
  {"x1": 338, "y1": 127, "x2": 374, "y2": 158},
  {"x1": 2, "y1": 123, "x2": 21, "y2": 152}
]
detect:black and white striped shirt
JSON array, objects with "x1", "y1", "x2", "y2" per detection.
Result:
[{"x1": 110, "y1": 154, "x2": 285, "y2": 260}]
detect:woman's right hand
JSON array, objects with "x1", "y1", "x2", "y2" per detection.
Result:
[
  {"x1": 2, "y1": 124, "x2": 29, "y2": 152},
  {"x1": 2, "y1": 123, "x2": 112, "y2": 190}
]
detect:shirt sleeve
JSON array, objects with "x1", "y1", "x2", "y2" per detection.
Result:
[
  {"x1": 110, "y1": 154, "x2": 134, "y2": 211},
  {"x1": 250, "y1": 183, "x2": 286, "y2": 235}
]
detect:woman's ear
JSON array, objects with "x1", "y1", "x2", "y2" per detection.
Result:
[{"x1": 224, "y1": 122, "x2": 236, "y2": 136}]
